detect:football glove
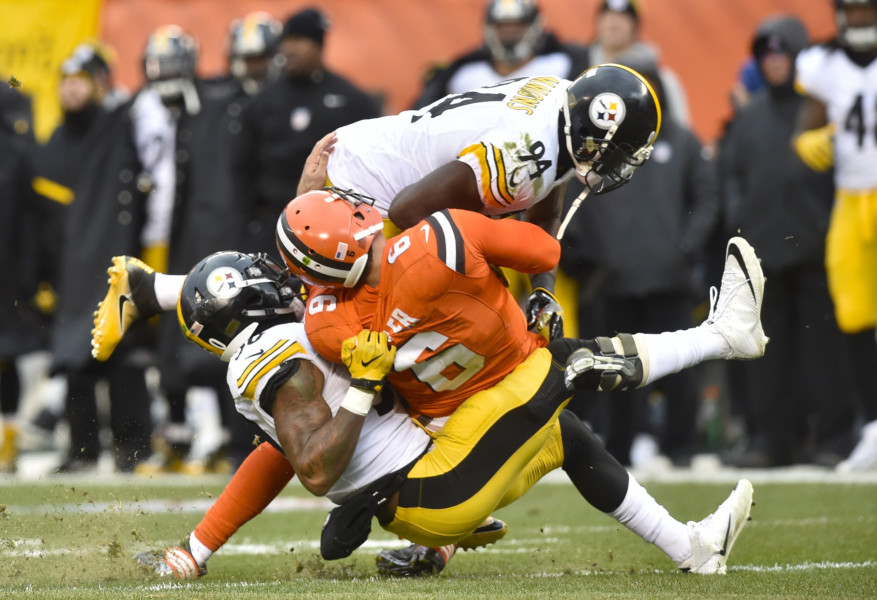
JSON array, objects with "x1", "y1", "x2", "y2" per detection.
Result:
[
  {"x1": 341, "y1": 329, "x2": 396, "y2": 394},
  {"x1": 793, "y1": 123, "x2": 834, "y2": 172},
  {"x1": 525, "y1": 288, "x2": 564, "y2": 341}
]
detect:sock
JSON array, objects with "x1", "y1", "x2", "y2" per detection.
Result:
[
  {"x1": 609, "y1": 473, "x2": 691, "y2": 565},
  {"x1": 193, "y1": 442, "x2": 295, "y2": 552},
  {"x1": 187, "y1": 531, "x2": 213, "y2": 567},
  {"x1": 434, "y1": 544, "x2": 457, "y2": 565},
  {"x1": 633, "y1": 325, "x2": 727, "y2": 386},
  {"x1": 155, "y1": 273, "x2": 186, "y2": 311}
]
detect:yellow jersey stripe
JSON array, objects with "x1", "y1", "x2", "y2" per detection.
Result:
[
  {"x1": 32, "y1": 176, "x2": 74, "y2": 205},
  {"x1": 241, "y1": 342, "x2": 307, "y2": 400},
  {"x1": 237, "y1": 340, "x2": 288, "y2": 387},
  {"x1": 460, "y1": 143, "x2": 512, "y2": 209}
]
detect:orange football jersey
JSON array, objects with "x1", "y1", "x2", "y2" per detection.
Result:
[{"x1": 303, "y1": 209, "x2": 560, "y2": 418}]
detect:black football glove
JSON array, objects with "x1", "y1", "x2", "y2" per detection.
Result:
[{"x1": 525, "y1": 288, "x2": 564, "y2": 341}]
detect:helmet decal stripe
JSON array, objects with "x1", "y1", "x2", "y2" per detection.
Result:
[{"x1": 275, "y1": 219, "x2": 350, "y2": 284}]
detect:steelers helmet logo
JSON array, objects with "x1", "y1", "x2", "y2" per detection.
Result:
[
  {"x1": 207, "y1": 267, "x2": 245, "y2": 299},
  {"x1": 589, "y1": 92, "x2": 626, "y2": 130}
]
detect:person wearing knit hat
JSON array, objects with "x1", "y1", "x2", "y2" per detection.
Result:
[
  {"x1": 282, "y1": 7, "x2": 329, "y2": 46},
  {"x1": 279, "y1": 7, "x2": 332, "y2": 79},
  {"x1": 232, "y1": 5, "x2": 379, "y2": 261}
]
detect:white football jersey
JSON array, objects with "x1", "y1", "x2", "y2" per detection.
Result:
[
  {"x1": 796, "y1": 45, "x2": 877, "y2": 191},
  {"x1": 227, "y1": 321, "x2": 430, "y2": 505},
  {"x1": 328, "y1": 76, "x2": 575, "y2": 217}
]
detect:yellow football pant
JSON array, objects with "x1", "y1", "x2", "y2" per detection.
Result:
[
  {"x1": 826, "y1": 189, "x2": 877, "y2": 333},
  {"x1": 384, "y1": 347, "x2": 570, "y2": 547}
]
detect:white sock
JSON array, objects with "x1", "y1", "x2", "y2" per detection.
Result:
[
  {"x1": 633, "y1": 326, "x2": 728, "y2": 386},
  {"x1": 609, "y1": 473, "x2": 691, "y2": 565},
  {"x1": 155, "y1": 273, "x2": 186, "y2": 311},
  {"x1": 187, "y1": 531, "x2": 213, "y2": 567}
]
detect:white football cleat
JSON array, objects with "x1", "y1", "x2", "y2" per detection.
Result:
[
  {"x1": 678, "y1": 479, "x2": 754, "y2": 575},
  {"x1": 704, "y1": 237, "x2": 768, "y2": 360},
  {"x1": 837, "y1": 419, "x2": 877, "y2": 472}
]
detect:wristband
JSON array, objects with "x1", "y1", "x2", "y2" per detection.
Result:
[{"x1": 340, "y1": 387, "x2": 374, "y2": 416}]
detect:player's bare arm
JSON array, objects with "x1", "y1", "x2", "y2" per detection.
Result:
[
  {"x1": 521, "y1": 186, "x2": 564, "y2": 291},
  {"x1": 792, "y1": 95, "x2": 833, "y2": 171},
  {"x1": 793, "y1": 95, "x2": 828, "y2": 137},
  {"x1": 297, "y1": 131, "x2": 338, "y2": 195},
  {"x1": 272, "y1": 360, "x2": 365, "y2": 496},
  {"x1": 388, "y1": 161, "x2": 483, "y2": 229}
]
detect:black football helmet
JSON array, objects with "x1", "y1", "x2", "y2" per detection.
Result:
[
  {"x1": 484, "y1": 0, "x2": 544, "y2": 65},
  {"x1": 835, "y1": 0, "x2": 877, "y2": 52},
  {"x1": 142, "y1": 24, "x2": 200, "y2": 111},
  {"x1": 228, "y1": 11, "x2": 283, "y2": 84},
  {"x1": 561, "y1": 63, "x2": 661, "y2": 194},
  {"x1": 177, "y1": 252, "x2": 304, "y2": 360}
]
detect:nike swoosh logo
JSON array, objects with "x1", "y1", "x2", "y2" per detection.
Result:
[
  {"x1": 118, "y1": 295, "x2": 131, "y2": 325},
  {"x1": 719, "y1": 515, "x2": 732, "y2": 556},
  {"x1": 727, "y1": 243, "x2": 756, "y2": 301},
  {"x1": 361, "y1": 356, "x2": 380, "y2": 368}
]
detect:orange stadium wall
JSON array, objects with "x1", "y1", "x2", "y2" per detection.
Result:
[{"x1": 100, "y1": 0, "x2": 835, "y2": 145}]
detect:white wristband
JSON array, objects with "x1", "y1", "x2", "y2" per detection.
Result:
[{"x1": 340, "y1": 387, "x2": 374, "y2": 416}]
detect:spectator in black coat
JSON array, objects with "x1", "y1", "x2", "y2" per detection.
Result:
[
  {"x1": 236, "y1": 7, "x2": 381, "y2": 257},
  {"x1": 718, "y1": 16, "x2": 857, "y2": 467}
]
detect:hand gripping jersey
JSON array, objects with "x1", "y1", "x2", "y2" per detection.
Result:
[
  {"x1": 796, "y1": 45, "x2": 877, "y2": 191},
  {"x1": 226, "y1": 320, "x2": 429, "y2": 504},
  {"x1": 327, "y1": 76, "x2": 575, "y2": 216},
  {"x1": 304, "y1": 210, "x2": 559, "y2": 419}
]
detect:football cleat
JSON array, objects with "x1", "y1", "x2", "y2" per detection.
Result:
[
  {"x1": 837, "y1": 419, "x2": 877, "y2": 473},
  {"x1": 376, "y1": 544, "x2": 454, "y2": 577},
  {"x1": 91, "y1": 256, "x2": 161, "y2": 361},
  {"x1": 457, "y1": 515, "x2": 508, "y2": 550},
  {"x1": 704, "y1": 237, "x2": 768, "y2": 360},
  {"x1": 135, "y1": 537, "x2": 206, "y2": 579},
  {"x1": 678, "y1": 479, "x2": 754, "y2": 575}
]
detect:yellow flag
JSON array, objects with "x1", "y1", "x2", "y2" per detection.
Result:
[{"x1": 0, "y1": 0, "x2": 102, "y2": 141}]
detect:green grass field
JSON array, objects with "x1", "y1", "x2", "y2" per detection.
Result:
[{"x1": 1, "y1": 473, "x2": 875, "y2": 599}]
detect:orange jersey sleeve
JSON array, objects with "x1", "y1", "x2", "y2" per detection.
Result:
[
  {"x1": 376, "y1": 209, "x2": 546, "y2": 418},
  {"x1": 445, "y1": 209, "x2": 560, "y2": 275}
]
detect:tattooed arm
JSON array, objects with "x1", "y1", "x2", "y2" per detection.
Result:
[{"x1": 271, "y1": 360, "x2": 365, "y2": 496}]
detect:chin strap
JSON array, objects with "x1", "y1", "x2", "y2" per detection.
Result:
[{"x1": 556, "y1": 187, "x2": 589, "y2": 241}]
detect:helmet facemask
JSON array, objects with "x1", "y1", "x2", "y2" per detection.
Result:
[
  {"x1": 836, "y1": 0, "x2": 877, "y2": 52},
  {"x1": 483, "y1": 0, "x2": 544, "y2": 65},
  {"x1": 561, "y1": 93, "x2": 654, "y2": 194},
  {"x1": 178, "y1": 252, "x2": 305, "y2": 361}
]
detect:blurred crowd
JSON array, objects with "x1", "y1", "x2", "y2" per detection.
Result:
[{"x1": 1, "y1": 0, "x2": 875, "y2": 477}]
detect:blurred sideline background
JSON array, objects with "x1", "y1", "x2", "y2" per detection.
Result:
[{"x1": 3, "y1": 0, "x2": 833, "y2": 143}]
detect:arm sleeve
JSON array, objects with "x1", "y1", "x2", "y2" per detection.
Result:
[{"x1": 450, "y1": 209, "x2": 560, "y2": 274}]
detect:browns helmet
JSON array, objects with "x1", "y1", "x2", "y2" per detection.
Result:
[{"x1": 275, "y1": 188, "x2": 383, "y2": 288}]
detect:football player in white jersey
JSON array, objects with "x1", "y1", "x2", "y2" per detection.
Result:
[
  {"x1": 793, "y1": 0, "x2": 877, "y2": 472},
  {"x1": 296, "y1": 63, "x2": 661, "y2": 339}
]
